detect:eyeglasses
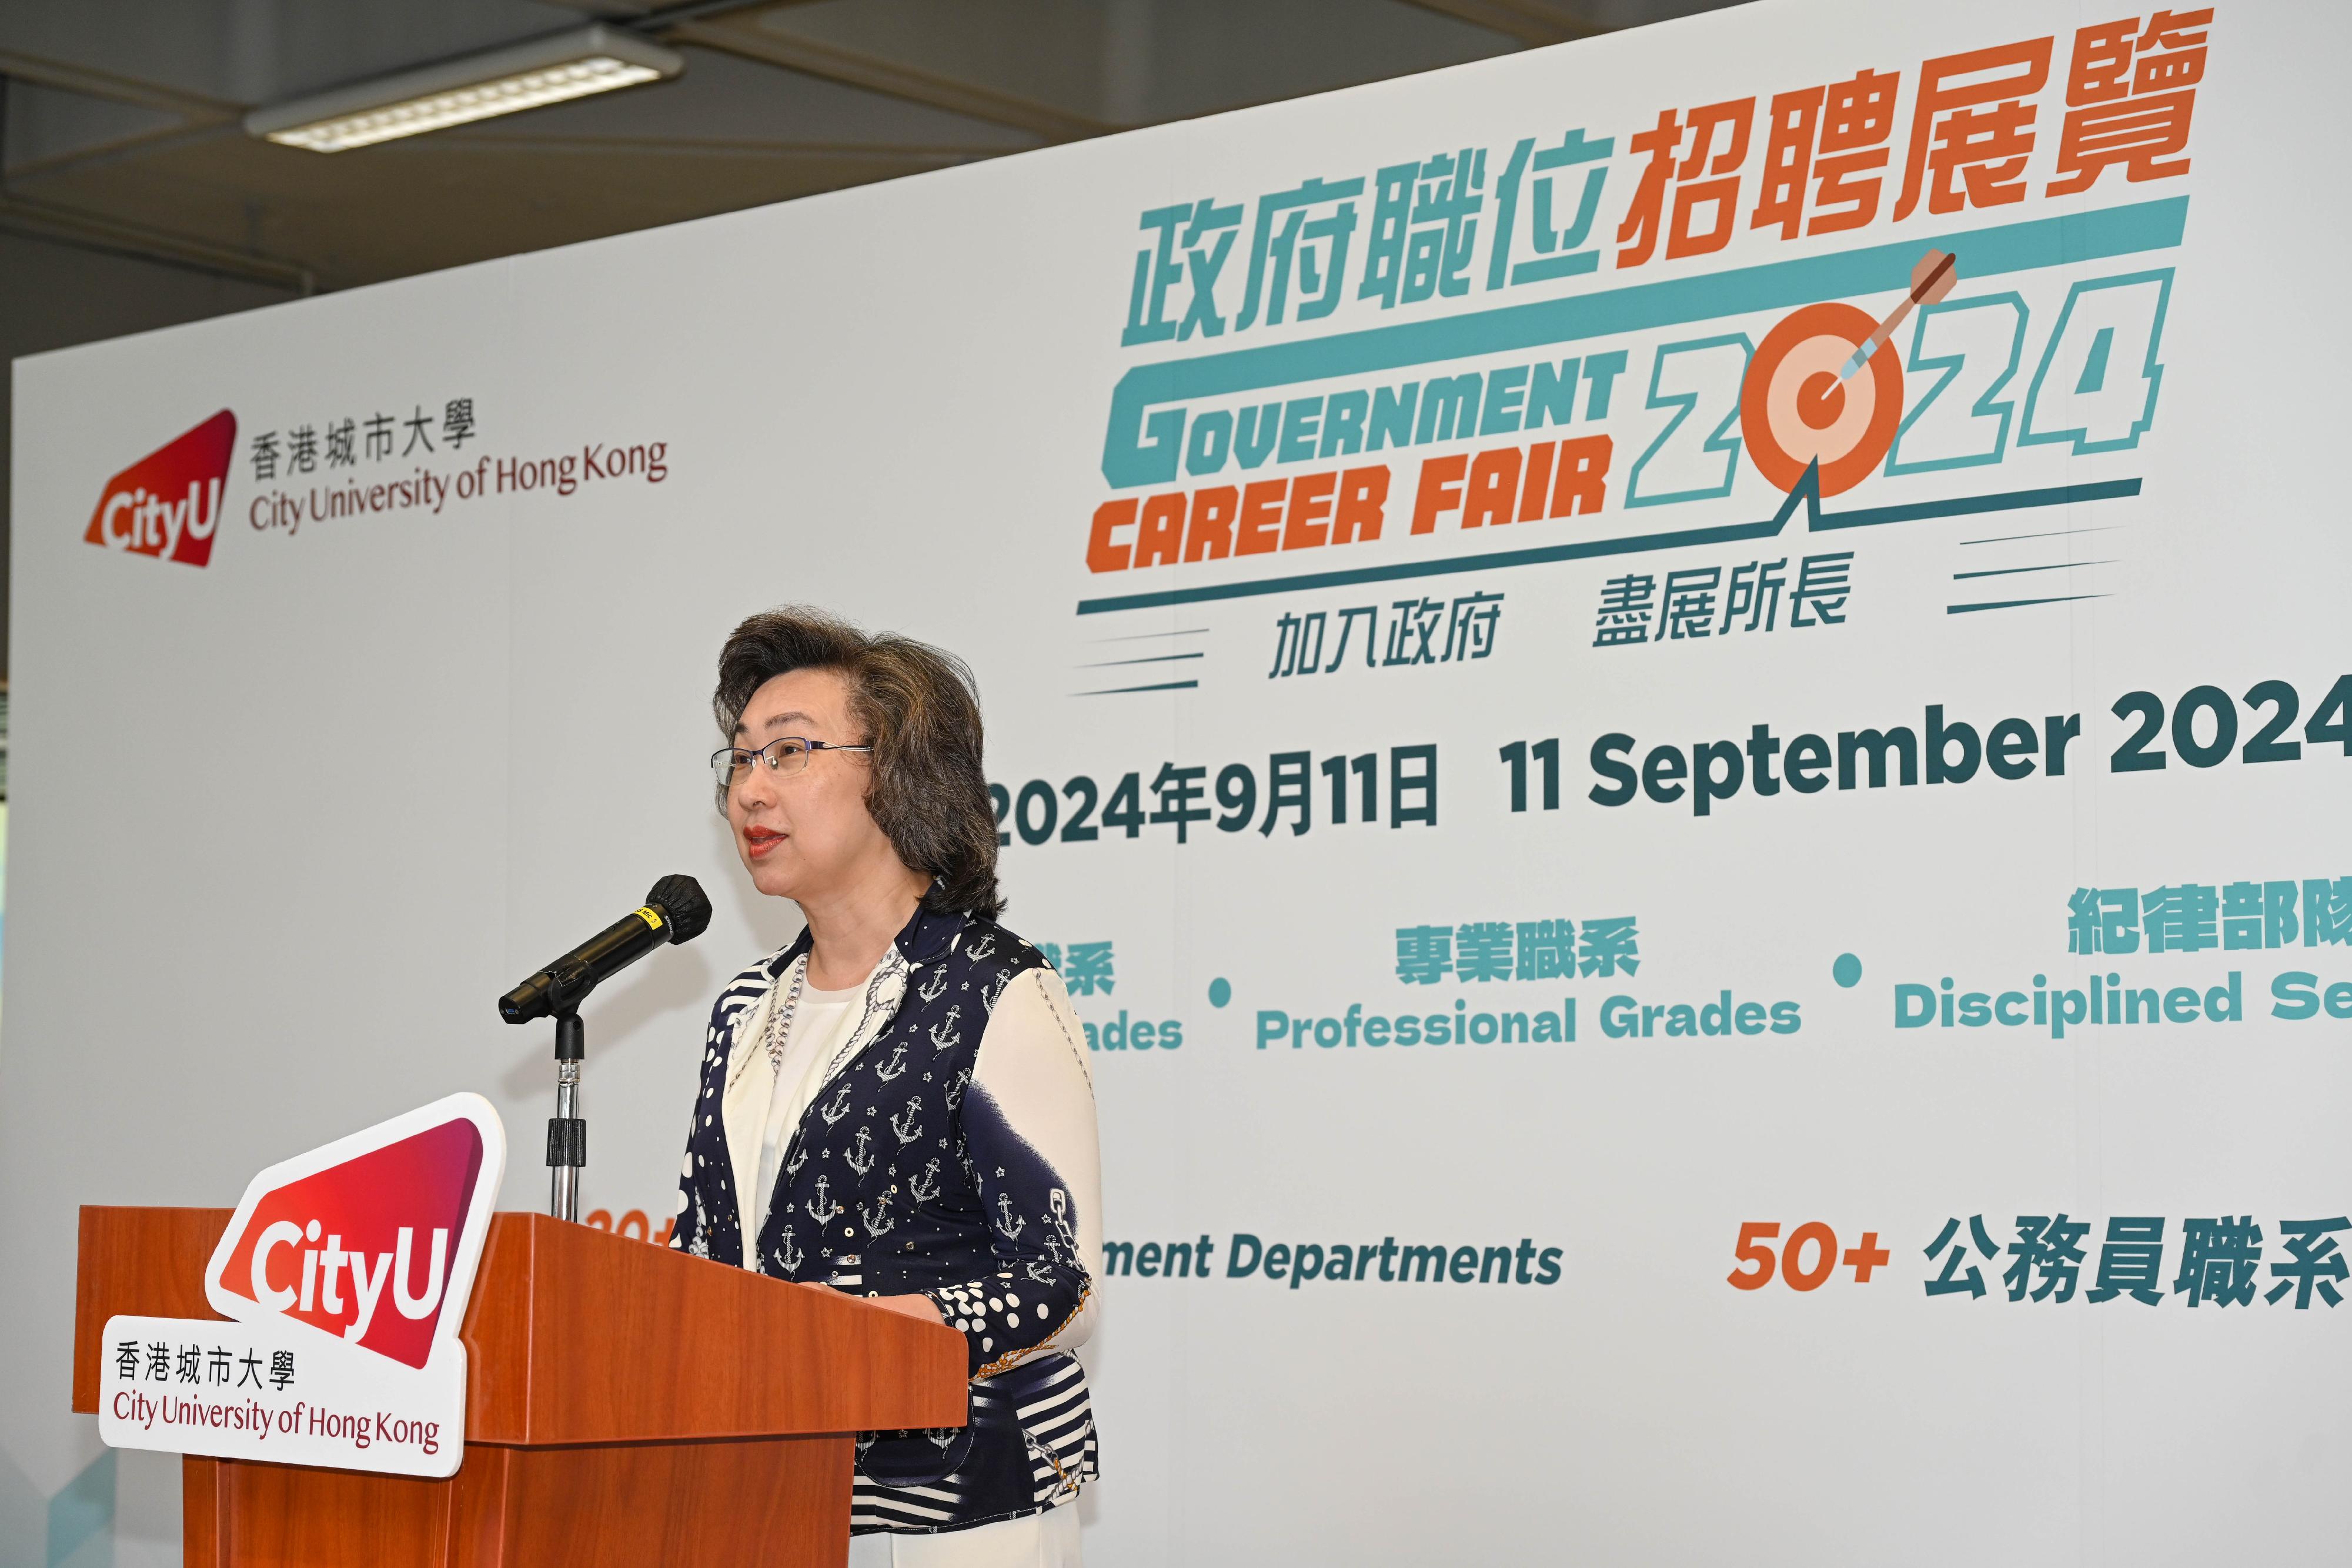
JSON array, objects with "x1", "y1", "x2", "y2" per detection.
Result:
[{"x1": 710, "y1": 735, "x2": 873, "y2": 792}]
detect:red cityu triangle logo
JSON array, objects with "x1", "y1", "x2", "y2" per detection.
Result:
[
  {"x1": 84, "y1": 410, "x2": 236, "y2": 567},
  {"x1": 209, "y1": 1115, "x2": 489, "y2": 1370}
]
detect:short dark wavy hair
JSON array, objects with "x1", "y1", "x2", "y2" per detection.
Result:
[{"x1": 714, "y1": 607, "x2": 1004, "y2": 920}]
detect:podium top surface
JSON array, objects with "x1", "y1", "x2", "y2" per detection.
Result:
[{"x1": 73, "y1": 1206, "x2": 968, "y2": 1445}]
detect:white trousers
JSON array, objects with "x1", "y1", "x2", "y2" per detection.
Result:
[{"x1": 845, "y1": 1503, "x2": 1081, "y2": 1568}]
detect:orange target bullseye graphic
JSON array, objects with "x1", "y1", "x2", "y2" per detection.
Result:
[{"x1": 1740, "y1": 301, "x2": 1904, "y2": 498}]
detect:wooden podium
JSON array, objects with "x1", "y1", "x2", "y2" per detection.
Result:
[{"x1": 72, "y1": 1207, "x2": 968, "y2": 1567}]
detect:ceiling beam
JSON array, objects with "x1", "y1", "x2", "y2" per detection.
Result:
[
  {"x1": 587, "y1": 0, "x2": 825, "y2": 26},
  {"x1": 425, "y1": 132, "x2": 995, "y2": 169},
  {"x1": 0, "y1": 50, "x2": 313, "y2": 290},
  {"x1": 0, "y1": 46, "x2": 238, "y2": 123},
  {"x1": 0, "y1": 185, "x2": 315, "y2": 292},
  {"x1": 1392, "y1": 0, "x2": 1613, "y2": 46},
  {"x1": 669, "y1": 16, "x2": 1108, "y2": 142}
]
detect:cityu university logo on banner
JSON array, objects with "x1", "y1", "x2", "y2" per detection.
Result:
[
  {"x1": 83, "y1": 409, "x2": 236, "y2": 567},
  {"x1": 99, "y1": 1094, "x2": 505, "y2": 1478}
]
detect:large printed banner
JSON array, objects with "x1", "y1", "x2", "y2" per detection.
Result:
[{"x1": 7, "y1": 2, "x2": 2348, "y2": 1561}]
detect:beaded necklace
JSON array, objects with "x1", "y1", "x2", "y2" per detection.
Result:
[{"x1": 760, "y1": 959, "x2": 807, "y2": 1079}]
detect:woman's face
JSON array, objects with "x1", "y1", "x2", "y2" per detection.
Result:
[{"x1": 726, "y1": 667, "x2": 898, "y2": 904}]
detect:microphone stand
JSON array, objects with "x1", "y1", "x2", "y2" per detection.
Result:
[
  {"x1": 545, "y1": 967, "x2": 593, "y2": 1222},
  {"x1": 503, "y1": 880, "x2": 713, "y2": 1221}
]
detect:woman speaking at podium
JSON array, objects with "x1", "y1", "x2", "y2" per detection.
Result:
[{"x1": 669, "y1": 607, "x2": 1102, "y2": 1567}]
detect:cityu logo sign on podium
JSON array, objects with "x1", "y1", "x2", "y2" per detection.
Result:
[
  {"x1": 83, "y1": 410, "x2": 235, "y2": 567},
  {"x1": 205, "y1": 1102, "x2": 491, "y2": 1367},
  {"x1": 99, "y1": 1094, "x2": 505, "y2": 1478}
]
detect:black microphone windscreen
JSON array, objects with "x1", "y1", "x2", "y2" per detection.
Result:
[{"x1": 647, "y1": 874, "x2": 712, "y2": 945}]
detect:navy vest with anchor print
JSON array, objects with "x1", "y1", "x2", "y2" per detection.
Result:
[{"x1": 671, "y1": 903, "x2": 1098, "y2": 1533}]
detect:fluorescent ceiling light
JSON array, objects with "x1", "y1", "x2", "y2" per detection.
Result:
[{"x1": 245, "y1": 25, "x2": 683, "y2": 153}]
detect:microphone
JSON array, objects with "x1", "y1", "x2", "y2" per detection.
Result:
[{"x1": 499, "y1": 874, "x2": 713, "y2": 1024}]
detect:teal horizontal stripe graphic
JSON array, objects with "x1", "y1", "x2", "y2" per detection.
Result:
[
  {"x1": 1100, "y1": 196, "x2": 2189, "y2": 490},
  {"x1": 1812, "y1": 478, "x2": 2139, "y2": 531},
  {"x1": 1947, "y1": 593, "x2": 2109, "y2": 614},
  {"x1": 1074, "y1": 477, "x2": 2141, "y2": 615},
  {"x1": 1952, "y1": 559, "x2": 2116, "y2": 580},
  {"x1": 1077, "y1": 678, "x2": 1201, "y2": 696},
  {"x1": 1080, "y1": 651, "x2": 1205, "y2": 667}
]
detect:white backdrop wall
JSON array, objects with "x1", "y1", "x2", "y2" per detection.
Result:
[{"x1": 8, "y1": 2, "x2": 2349, "y2": 1562}]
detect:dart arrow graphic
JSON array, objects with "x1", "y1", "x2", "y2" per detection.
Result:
[{"x1": 1838, "y1": 248, "x2": 1958, "y2": 382}]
